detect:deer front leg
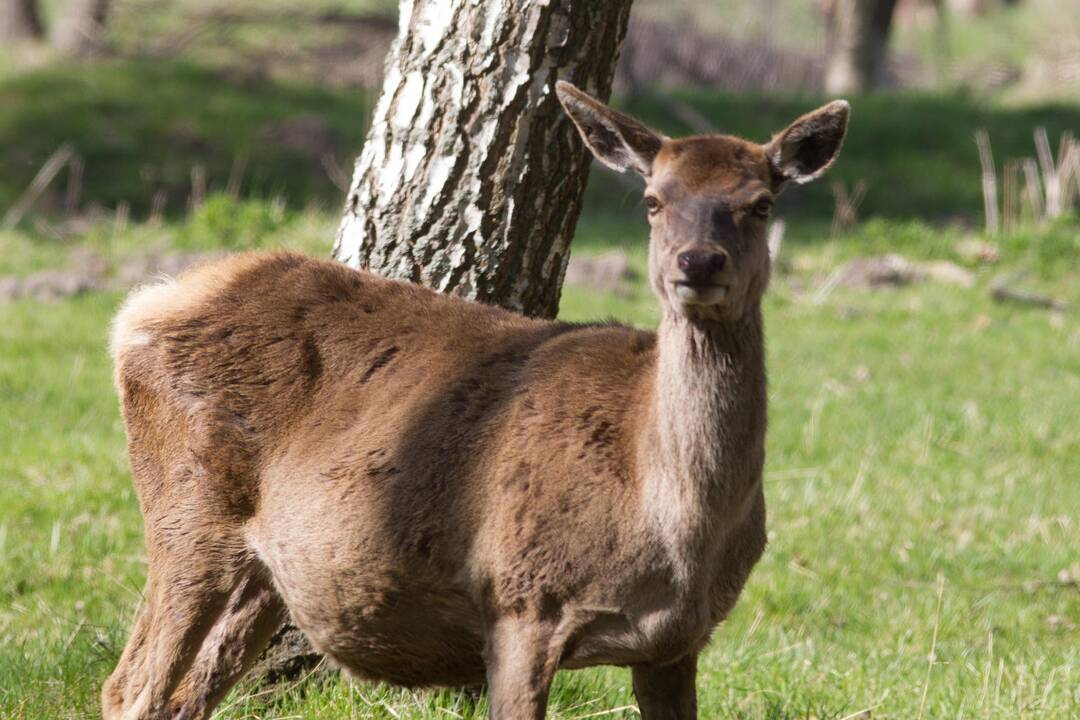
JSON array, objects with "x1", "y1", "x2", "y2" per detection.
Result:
[
  {"x1": 631, "y1": 652, "x2": 698, "y2": 720},
  {"x1": 484, "y1": 615, "x2": 561, "y2": 720}
]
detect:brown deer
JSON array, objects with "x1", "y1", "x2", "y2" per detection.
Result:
[{"x1": 102, "y1": 82, "x2": 848, "y2": 720}]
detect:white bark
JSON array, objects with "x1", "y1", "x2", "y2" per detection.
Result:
[{"x1": 334, "y1": 0, "x2": 634, "y2": 318}]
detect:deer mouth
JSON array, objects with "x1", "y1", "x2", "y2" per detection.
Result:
[{"x1": 673, "y1": 281, "x2": 729, "y2": 304}]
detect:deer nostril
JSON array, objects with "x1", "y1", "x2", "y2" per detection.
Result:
[{"x1": 678, "y1": 251, "x2": 726, "y2": 277}]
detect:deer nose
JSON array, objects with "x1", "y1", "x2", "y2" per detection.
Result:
[{"x1": 677, "y1": 250, "x2": 727, "y2": 282}]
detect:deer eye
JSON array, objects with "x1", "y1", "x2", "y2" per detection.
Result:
[
  {"x1": 751, "y1": 199, "x2": 773, "y2": 219},
  {"x1": 643, "y1": 195, "x2": 663, "y2": 215}
]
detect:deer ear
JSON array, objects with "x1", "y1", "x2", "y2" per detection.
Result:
[
  {"x1": 766, "y1": 100, "x2": 850, "y2": 187},
  {"x1": 556, "y1": 81, "x2": 663, "y2": 177}
]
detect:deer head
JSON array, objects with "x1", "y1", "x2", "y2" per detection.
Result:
[{"x1": 557, "y1": 82, "x2": 848, "y2": 324}]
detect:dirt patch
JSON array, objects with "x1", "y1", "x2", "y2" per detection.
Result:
[
  {"x1": 0, "y1": 249, "x2": 220, "y2": 302},
  {"x1": 0, "y1": 267, "x2": 106, "y2": 302},
  {"x1": 564, "y1": 251, "x2": 638, "y2": 296},
  {"x1": 6, "y1": 249, "x2": 639, "y2": 302},
  {"x1": 834, "y1": 254, "x2": 923, "y2": 289},
  {"x1": 831, "y1": 254, "x2": 975, "y2": 290}
]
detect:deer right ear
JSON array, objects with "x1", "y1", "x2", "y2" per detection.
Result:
[
  {"x1": 556, "y1": 81, "x2": 663, "y2": 177},
  {"x1": 766, "y1": 100, "x2": 850, "y2": 188}
]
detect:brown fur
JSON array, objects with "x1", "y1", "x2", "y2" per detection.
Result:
[{"x1": 102, "y1": 84, "x2": 848, "y2": 720}]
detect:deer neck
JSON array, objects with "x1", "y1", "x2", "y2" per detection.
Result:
[{"x1": 640, "y1": 304, "x2": 767, "y2": 565}]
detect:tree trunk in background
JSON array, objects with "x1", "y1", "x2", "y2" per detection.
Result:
[
  {"x1": 333, "y1": 0, "x2": 634, "y2": 318},
  {"x1": 51, "y1": 0, "x2": 109, "y2": 56},
  {"x1": 256, "y1": 0, "x2": 634, "y2": 683},
  {"x1": 823, "y1": 0, "x2": 899, "y2": 93},
  {"x1": 0, "y1": 0, "x2": 43, "y2": 44}
]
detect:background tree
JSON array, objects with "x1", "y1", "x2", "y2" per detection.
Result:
[
  {"x1": 51, "y1": 0, "x2": 110, "y2": 56},
  {"x1": 333, "y1": 0, "x2": 634, "y2": 318},
  {"x1": 0, "y1": 0, "x2": 43, "y2": 44},
  {"x1": 823, "y1": 0, "x2": 900, "y2": 93}
]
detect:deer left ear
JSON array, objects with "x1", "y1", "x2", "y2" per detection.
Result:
[
  {"x1": 766, "y1": 100, "x2": 850, "y2": 188},
  {"x1": 556, "y1": 80, "x2": 663, "y2": 177}
]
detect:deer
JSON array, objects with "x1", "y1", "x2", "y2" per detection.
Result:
[{"x1": 101, "y1": 81, "x2": 848, "y2": 720}]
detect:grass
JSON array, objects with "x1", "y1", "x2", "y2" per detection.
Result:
[
  {"x1": 0, "y1": 60, "x2": 374, "y2": 216},
  {"x1": 0, "y1": 195, "x2": 339, "y2": 279},
  {"x1": 1, "y1": 216, "x2": 1078, "y2": 718},
  {"x1": 5, "y1": 58, "x2": 1080, "y2": 233},
  {"x1": 1, "y1": 12, "x2": 1079, "y2": 716}
]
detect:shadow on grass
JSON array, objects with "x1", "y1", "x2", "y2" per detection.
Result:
[
  {"x1": 0, "y1": 59, "x2": 375, "y2": 218},
  {"x1": 3, "y1": 58, "x2": 1080, "y2": 244}
]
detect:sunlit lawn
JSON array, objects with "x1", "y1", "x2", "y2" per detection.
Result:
[
  {"x1": 1, "y1": 220, "x2": 1077, "y2": 718},
  {"x1": 3, "y1": 4, "x2": 1080, "y2": 715}
]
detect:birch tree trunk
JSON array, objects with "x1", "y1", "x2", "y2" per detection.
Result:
[
  {"x1": 823, "y1": 0, "x2": 899, "y2": 93},
  {"x1": 333, "y1": 0, "x2": 634, "y2": 318},
  {"x1": 51, "y1": 0, "x2": 110, "y2": 56},
  {"x1": 0, "y1": 0, "x2": 43, "y2": 44}
]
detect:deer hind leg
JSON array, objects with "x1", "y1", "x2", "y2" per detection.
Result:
[
  {"x1": 101, "y1": 580, "x2": 157, "y2": 719},
  {"x1": 101, "y1": 527, "x2": 249, "y2": 720},
  {"x1": 165, "y1": 568, "x2": 286, "y2": 720}
]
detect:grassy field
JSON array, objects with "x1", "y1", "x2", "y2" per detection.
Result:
[
  {"x1": 1, "y1": 212, "x2": 1078, "y2": 718},
  {"x1": 6, "y1": 57, "x2": 1080, "y2": 225}
]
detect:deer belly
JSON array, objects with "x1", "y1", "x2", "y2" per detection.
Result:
[
  {"x1": 302, "y1": 586, "x2": 486, "y2": 687},
  {"x1": 269, "y1": 559, "x2": 486, "y2": 686},
  {"x1": 247, "y1": 513, "x2": 486, "y2": 687}
]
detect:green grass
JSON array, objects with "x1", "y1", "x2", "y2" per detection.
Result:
[
  {"x1": 0, "y1": 60, "x2": 374, "y2": 216},
  {"x1": 0, "y1": 195, "x2": 339, "y2": 278},
  {"x1": 1, "y1": 220, "x2": 1078, "y2": 718},
  {"x1": 892, "y1": 0, "x2": 1080, "y2": 101},
  {"x1": 2, "y1": 17, "x2": 1080, "y2": 716}
]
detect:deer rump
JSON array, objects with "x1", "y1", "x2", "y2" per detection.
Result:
[{"x1": 112, "y1": 251, "x2": 762, "y2": 689}]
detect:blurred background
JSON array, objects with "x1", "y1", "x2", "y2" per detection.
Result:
[
  {"x1": 3, "y1": 0, "x2": 1080, "y2": 258},
  {"x1": 1, "y1": 1, "x2": 1077, "y2": 718}
]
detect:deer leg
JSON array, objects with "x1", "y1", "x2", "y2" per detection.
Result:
[
  {"x1": 102, "y1": 533, "x2": 245, "y2": 720},
  {"x1": 118, "y1": 575, "x2": 231, "y2": 720},
  {"x1": 484, "y1": 616, "x2": 562, "y2": 720},
  {"x1": 631, "y1": 653, "x2": 698, "y2": 720},
  {"x1": 101, "y1": 581, "x2": 157, "y2": 719},
  {"x1": 166, "y1": 569, "x2": 286, "y2": 720}
]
